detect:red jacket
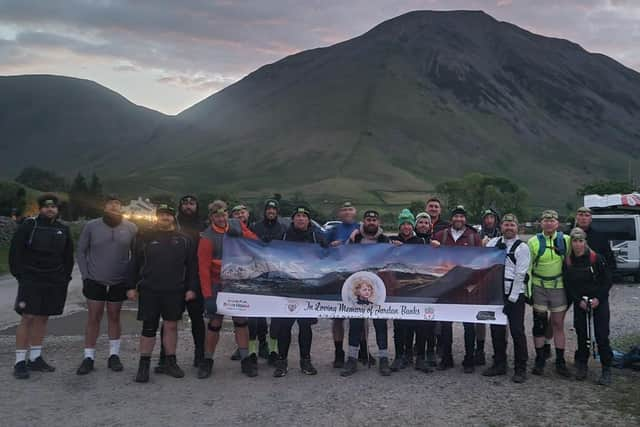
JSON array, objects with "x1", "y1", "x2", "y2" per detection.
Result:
[{"x1": 434, "y1": 226, "x2": 481, "y2": 247}]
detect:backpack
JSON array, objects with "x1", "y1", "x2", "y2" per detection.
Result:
[
  {"x1": 497, "y1": 238, "x2": 528, "y2": 296},
  {"x1": 534, "y1": 232, "x2": 566, "y2": 265},
  {"x1": 565, "y1": 249, "x2": 597, "y2": 268}
]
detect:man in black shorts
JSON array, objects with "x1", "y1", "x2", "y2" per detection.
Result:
[
  {"x1": 127, "y1": 205, "x2": 198, "y2": 383},
  {"x1": 76, "y1": 195, "x2": 138, "y2": 375},
  {"x1": 10, "y1": 194, "x2": 74, "y2": 379}
]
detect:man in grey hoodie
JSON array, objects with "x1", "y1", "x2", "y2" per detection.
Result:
[{"x1": 76, "y1": 195, "x2": 138, "y2": 375}]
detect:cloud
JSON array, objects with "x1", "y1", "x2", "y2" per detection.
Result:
[{"x1": 157, "y1": 72, "x2": 238, "y2": 92}]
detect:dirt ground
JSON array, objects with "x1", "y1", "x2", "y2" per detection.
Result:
[{"x1": 1, "y1": 283, "x2": 639, "y2": 427}]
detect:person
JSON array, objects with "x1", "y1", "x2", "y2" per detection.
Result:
[
  {"x1": 341, "y1": 210, "x2": 393, "y2": 377},
  {"x1": 527, "y1": 209, "x2": 572, "y2": 377},
  {"x1": 575, "y1": 206, "x2": 616, "y2": 272},
  {"x1": 432, "y1": 205, "x2": 484, "y2": 373},
  {"x1": 231, "y1": 204, "x2": 250, "y2": 225},
  {"x1": 426, "y1": 198, "x2": 450, "y2": 234},
  {"x1": 76, "y1": 194, "x2": 138, "y2": 375},
  {"x1": 483, "y1": 214, "x2": 529, "y2": 383},
  {"x1": 564, "y1": 227, "x2": 613, "y2": 385},
  {"x1": 414, "y1": 212, "x2": 433, "y2": 242},
  {"x1": 480, "y1": 208, "x2": 501, "y2": 241},
  {"x1": 250, "y1": 199, "x2": 286, "y2": 365},
  {"x1": 273, "y1": 206, "x2": 327, "y2": 378},
  {"x1": 155, "y1": 195, "x2": 207, "y2": 374},
  {"x1": 127, "y1": 204, "x2": 198, "y2": 383},
  {"x1": 326, "y1": 201, "x2": 361, "y2": 368},
  {"x1": 10, "y1": 194, "x2": 74, "y2": 379},
  {"x1": 389, "y1": 209, "x2": 433, "y2": 373},
  {"x1": 197, "y1": 200, "x2": 259, "y2": 379}
]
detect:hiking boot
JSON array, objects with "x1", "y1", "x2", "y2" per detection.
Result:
[
  {"x1": 268, "y1": 351, "x2": 279, "y2": 366},
  {"x1": 512, "y1": 369, "x2": 527, "y2": 384},
  {"x1": 154, "y1": 356, "x2": 166, "y2": 374},
  {"x1": 379, "y1": 357, "x2": 392, "y2": 376},
  {"x1": 575, "y1": 362, "x2": 588, "y2": 381},
  {"x1": 426, "y1": 352, "x2": 437, "y2": 367},
  {"x1": 241, "y1": 357, "x2": 258, "y2": 377},
  {"x1": 555, "y1": 359, "x2": 571, "y2": 378},
  {"x1": 358, "y1": 351, "x2": 376, "y2": 367},
  {"x1": 250, "y1": 353, "x2": 259, "y2": 367},
  {"x1": 474, "y1": 350, "x2": 486, "y2": 366},
  {"x1": 135, "y1": 358, "x2": 150, "y2": 383},
  {"x1": 333, "y1": 349, "x2": 345, "y2": 369},
  {"x1": 482, "y1": 364, "x2": 507, "y2": 377},
  {"x1": 415, "y1": 358, "x2": 433, "y2": 373},
  {"x1": 436, "y1": 357, "x2": 454, "y2": 371},
  {"x1": 13, "y1": 361, "x2": 29, "y2": 379},
  {"x1": 598, "y1": 366, "x2": 612, "y2": 386},
  {"x1": 230, "y1": 348, "x2": 241, "y2": 361},
  {"x1": 340, "y1": 357, "x2": 358, "y2": 377},
  {"x1": 193, "y1": 351, "x2": 204, "y2": 368},
  {"x1": 258, "y1": 341, "x2": 270, "y2": 359},
  {"x1": 532, "y1": 356, "x2": 545, "y2": 376},
  {"x1": 462, "y1": 356, "x2": 475, "y2": 374},
  {"x1": 543, "y1": 343, "x2": 551, "y2": 360},
  {"x1": 164, "y1": 356, "x2": 185, "y2": 378},
  {"x1": 300, "y1": 358, "x2": 318, "y2": 375},
  {"x1": 197, "y1": 358, "x2": 213, "y2": 379},
  {"x1": 108, "y1": 355, "x2": 123, "y2": 372},
  {"x1": 273, "y1": 359, "x2": 288, "y2": 378},
  {"x1": 390, "y1": 355, "x2": 407, "y2": 372},
  {"x1": 76, "y1": 357, "x2": 95, "y2": 375},
  {"x1": 27, "y1": 357, "x2": 55, "y2": 372}
]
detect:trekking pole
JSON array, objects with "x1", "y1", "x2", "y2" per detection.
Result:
[
  {"x1": 588, "y1": 300, "x2": 597, "y2": 360},
  {"x1": 583, "y1": 297, "x2": 596, "y2": 360}
]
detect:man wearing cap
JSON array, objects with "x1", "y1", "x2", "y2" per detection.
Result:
[
  {"x1": 341, "y1": 210, "x2": 393, "y2": 377},
  {"x1": 76, "y1": 195, "x2": 138, "y2": 375},
  {"x1": 273, "y1": 207, "x2": 327, "y2": 378},
  {"x1": 10, "y1": 194, "x2": 74, "y2": 379},
  {"x1": 426, "y1": 198, "x2": 450, "y2": 234},
  {"x1": 326, "y1": 201, "x2": 361, "y2": 368},
  {"x1": 127, "y1": 204, "x2": 198, "y2": 383},
  {"x1": 155, "y1": 195, "x2": 207, "y2": 374},
  {"x1": 480, "y1": 208, "x2": 501, "y2": 242},
  {"x1": 197, "y1": 200, "x2": 259, "y2": 379},
  {"x1": 564, "y1": 227, "x2": 613, "y2": 385},
  {"x1": 231, "y1": 204, "x2": 250, "y2": 225},
  {"x1": 250, "y1": 199, "x2": 285, "y2": 365},
  {"x1": 483, "y1": 214, "x2": 530, "y2": 383},
  {"x1": 433, "y1": 205, "x2": 484, "y2": 373},
  {"x1": 575, "y1": 206, "x2": 616, "y2": 273},
  {"x1": 527, "y1": 209, "x2": 572, "y2": 377}
]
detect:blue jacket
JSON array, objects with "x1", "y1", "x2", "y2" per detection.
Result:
[{"x1": 326, "y1": 222, "x2": 360, "y2": 244}]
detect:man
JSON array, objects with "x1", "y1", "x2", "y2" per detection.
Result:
[
  {"x1": 341, "y1": 210, "x2": 393, "y2": 377},
  {"x1": 250, "y1": 199, "x2": 285, "y2": 365},
  {"x1": 231, "y1": 204, "x2": 250, "y2": 225},
  {"x1": 483, "y1": 214, "x2": 529, "y2": 383},
  {"x1": 197, "y1": 200, "x2": 259, "y2": 379},
  {"x1": 155, "y1": 195, "x2": 207, "y2": 374},
  {"x1": 426, "y1": 198, "x2": 450, "y2": 234},
  {"x1": 76, "y1": 195, "x2": 138, "y2": 375},
  {"x1": 10, "y1": 194, "x2": 74, "y2": 379},
  {"x1": 575, "y1": 206, "x2": 616, "y2": 272},
  {"x1": 127, "y1": 204, "x2": 198, "y2": 383},
  {"x1": 564, "y1": 227, "x2": 613, "y2": 385},
  {"x1": 415, "y1": 212, "x2": 433, "y2": 242},
  {"x1": 480, "y1": 208, "x2": 501, "y2": 241},
  {"x1": 326, "y1": 201, "x2": 361, "y2": 368},
  {"x1": 389, "y1": 209, "x2": 433, "y2": 373},
  {"x1": 273, "y1": 207, "x2": 326, "y2": 378},
  {"x1": 433, "y1": 205, "x2": 483, "y2": 373},
  {"x1": 527, "y1": 210, "x2": 572, "y2": 377}
]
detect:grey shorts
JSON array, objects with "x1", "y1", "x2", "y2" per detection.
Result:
[{"x1": 532, "y1": 286, "x2": 568, "y2": 313}]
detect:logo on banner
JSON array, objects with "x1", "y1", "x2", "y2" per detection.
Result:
[
  {"x1": 476, "y1": 311, "x2": 496, "y2": 321},
  {"x1": 342, "y1": 271, "x2": 386, "y2": 306},
  {"x1": 423, "y1": 306, "x2": 435, "y2": 320},
  {"x1": 286, "y1": 301, "x2": 299, "y2": 313},
  {"x1": 222, "y1": 298, "x2": 250, "y2": 312}
]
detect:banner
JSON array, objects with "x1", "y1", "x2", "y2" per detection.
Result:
[{"x1": 218, "y1": 237, "x2": 507, "y2": 325}]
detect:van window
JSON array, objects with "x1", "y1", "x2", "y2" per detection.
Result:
[{"x1": 591, "y1": 218, "x2": 636, "y2": 241}]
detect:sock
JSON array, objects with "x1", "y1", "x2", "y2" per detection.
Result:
[
  {"x1": 269, "y1": 337, "x2": 278, "y2": 353},
  {"x1": 15, "y1": 349, "x2": 27, "y2": 365},
  {"x1": 204, "y1": 352, "x2": 213, "y2": 360},
  {"x1": 239, "y1": 348, "x2": 249, "y2": 360},
  {"x1": 348, "y1": 346, "x2": 359, "y2": 359},
  {"x1": 248, "y1": 339, "x2": 257, "y2": 355},
  {"x1": 84, "y1": 348, "x2": 96, "y2": 360},
  {"x1": 109, "y1": 339, "x2": 121, "y2": 356},
  {"x1": 140, "y1": 354, "x2": 151, "y2": 361},
  {"x1": 334, "y1": 340, "x2": 343, "y2": 352},
  {"x1": 29, "y1": 346, "x2": 42, "y2": 361},
  {"x1": 555, "y1": 348, "x2": 565, "y2": 361},
  {"x1": 544, "y1": 339, "x2": 552, "y2": 346},
  {"x1": 378, "y1": 349, "x2": 389, "y2": 359},
  {"x1": 535, "y1": 347, "x2": 545, "y2": 361}
]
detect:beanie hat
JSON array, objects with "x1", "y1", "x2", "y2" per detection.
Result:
[
  {"x1": 570, "y1": 227, "x2": 587, "y2": 240},
  {"x1": 292, "y1": 206, "x2": 311, "y2": 219},
  {"x1": 397, "y1": 209, "x2": 416, "y2": 227},
  {"x1": 415, "y1": 212, "x2": 431, "y2": 224},
  {"x1": 156, "y1": 204, "x2": 176, "y2": 216},
  {"x1": 37, "y1": 194, "x2": 59, "y2": 208},
  {"x1": 264, "y1": 199, "x2": 279, "y2": 211},
  {"x1": 450, "y1": 205, "x2": 467, "y2": 218}
]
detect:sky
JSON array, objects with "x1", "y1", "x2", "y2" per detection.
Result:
[{"x1": 1, "y1": 0, "x2": 639, "y2": 115}]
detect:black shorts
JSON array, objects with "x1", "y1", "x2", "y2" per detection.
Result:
[
  {"x1": 137, "y1": 290, "x2": 185, "y2": 322},
  {"x1": 83, "y1": 279, "x2": 128, "y2": 303},
  {"x1": 14, "y1": 283, "x2": 69, "y2": 316}
]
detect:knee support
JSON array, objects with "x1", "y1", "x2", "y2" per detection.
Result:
[
  {"x1": 208, "y1": 322, "x2": 222, "y2": 332},
  {"x1": 532, "y1": 311, "x2": 548, "y2": 337},
  {"x1": 142, "y1": 319, "x2": 159, "y2": 337},
  {"x1": 233, "y1": 319, "x2": 249, "y2": 328}
]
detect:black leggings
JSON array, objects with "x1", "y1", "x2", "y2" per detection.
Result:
[
  {"x1": 439, "y1": 321, "x2": 476, "y2": 363},
  {"x1": 160, "y1": 297, "x2": 205, "y2": 359},
  {"x1": 349, "y1": 318, "x2": 387, "y2": 350},
  {"x1": 248, "y1": 317, "x2": 269, "y2": 341},
  {"x1": 275, "y1": 318, "x2": 314, "y2": 360},
  {"x1": 574, "y1": 299, "x2": 612, "y2": 366}
]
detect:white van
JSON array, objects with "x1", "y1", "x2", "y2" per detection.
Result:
[{"x1": 590, "y1": 213, "x2": 640, "y2": 281}]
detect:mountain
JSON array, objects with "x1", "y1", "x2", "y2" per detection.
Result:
[
  {"x1": 0, "y1": 74, "x2": 168, "y2": 176},
  {"x1": 2, "y1": 11, "x2": 640, "y2": 208}
]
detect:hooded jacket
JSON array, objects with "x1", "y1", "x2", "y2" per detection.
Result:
[
  {"x1": 434, "y1": 225, "x2": 481, "y2": 247},
  {"x1": 390, "y1": 232, "x2": 427, "y2": 245},
  {"x1": 251, "y1": 216, "x2": 286, "y2": 243},
  {"x1": 350, "y1": 225, "x2": 390, "y2": 244},
  {"x1": 283, "y1": 224, "x2": 328, "y2": 247},
  {"x1": 564, "y1": 251, "x2": 612, "y2": 304}
]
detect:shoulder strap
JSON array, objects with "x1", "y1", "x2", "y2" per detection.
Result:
[
  {"x1": 470, "y1": 230, "x2": 477, "y2": 246},
  {"x1": 555, "y1": 232, "x2": 566, "y2": 257},
  {"x1": 589, "y1": 250, "x2": 597, "y2": 266},
  {"x1": 534, "y1": 233, "x2": 546, "y2": 265},
  {"x1": 441, "y1": 229, "x2": 450, "y2": 245},
  {"x1": 507, "y1": 239, "x2": 523, "y2": 265}
]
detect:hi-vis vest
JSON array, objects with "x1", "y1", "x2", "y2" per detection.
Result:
[{"x1": 527, "y1": 231, "x2": 571, "y2": 291}]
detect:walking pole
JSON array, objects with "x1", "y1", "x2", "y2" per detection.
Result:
[{"x1": 588, "y1": 300, "x2": 597, "y2": 360}]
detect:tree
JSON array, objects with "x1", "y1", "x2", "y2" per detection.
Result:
[
  {"x1": 86, "y1": 173, "x2": 104, "y2": 218},
  {"x1": 15, "y1": 167, "x2": 67, "y2": 192},
  {"x1": 69, "y1": 173, "x2": 89, "y2": 220},
  {"x1": 0, "y1": 181, "x2": 27, "y2": 216},
  {"x1": 408, "y1": 200, "x2": 424, "y2": 216},
  {"x1": 576, "y1": 180, "x2": 636, "y2": 196}
]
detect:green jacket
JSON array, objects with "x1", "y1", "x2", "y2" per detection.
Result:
[{"x1": 527, "y1": 231, "x2": 571, "y2": 294}]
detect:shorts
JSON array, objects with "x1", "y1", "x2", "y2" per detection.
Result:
[
  {"x1": 14, "y1": 283, "x2": 69, "y2": 316},
  {"x1": 532, "y1": 286, "x2": 568, "y2": 313},
  {"x1": 137, "y1": 290, "x2": 185, "y2": 322},
  {"x1": 82, "y1": 279, "x2": 127, "y2": 303}
]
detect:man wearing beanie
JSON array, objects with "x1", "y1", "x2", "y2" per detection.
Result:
[
  {"x1": 575, "y1": 206, "x2": 616, "y2": 274},
  {"x1": 231, "y1": 204, "x2": 250, "y2": 225},
  {"x1": 76, "y1": 194, "x2": 138, "y2": 375},
  {"x1": 564, "y1": 227, "x2": 613, "y2": 385},
  {"x1": 480, "y1": 208, "x2": 501, "y2": 241},
  {"x1": 433, "y1": 205, "x2": 484, "y2": 373},
  {"x1": 128, "y1": 204, "x2": 198, "y2": 383},
  {"x1": 10, "y1": 194, "x2": 74, "y2": 379}
]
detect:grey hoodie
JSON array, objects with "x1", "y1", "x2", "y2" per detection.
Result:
[{"x1": 76, "y1": 218, "x2": 138, "y2": 286}]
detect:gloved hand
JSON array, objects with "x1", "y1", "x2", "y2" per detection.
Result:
[
  {"x1": 502, "y1": 301, "x2": 513, "y2": 316},
  {"x1": 204, "y1": 297, "x2": 217, "y2": 316}
]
